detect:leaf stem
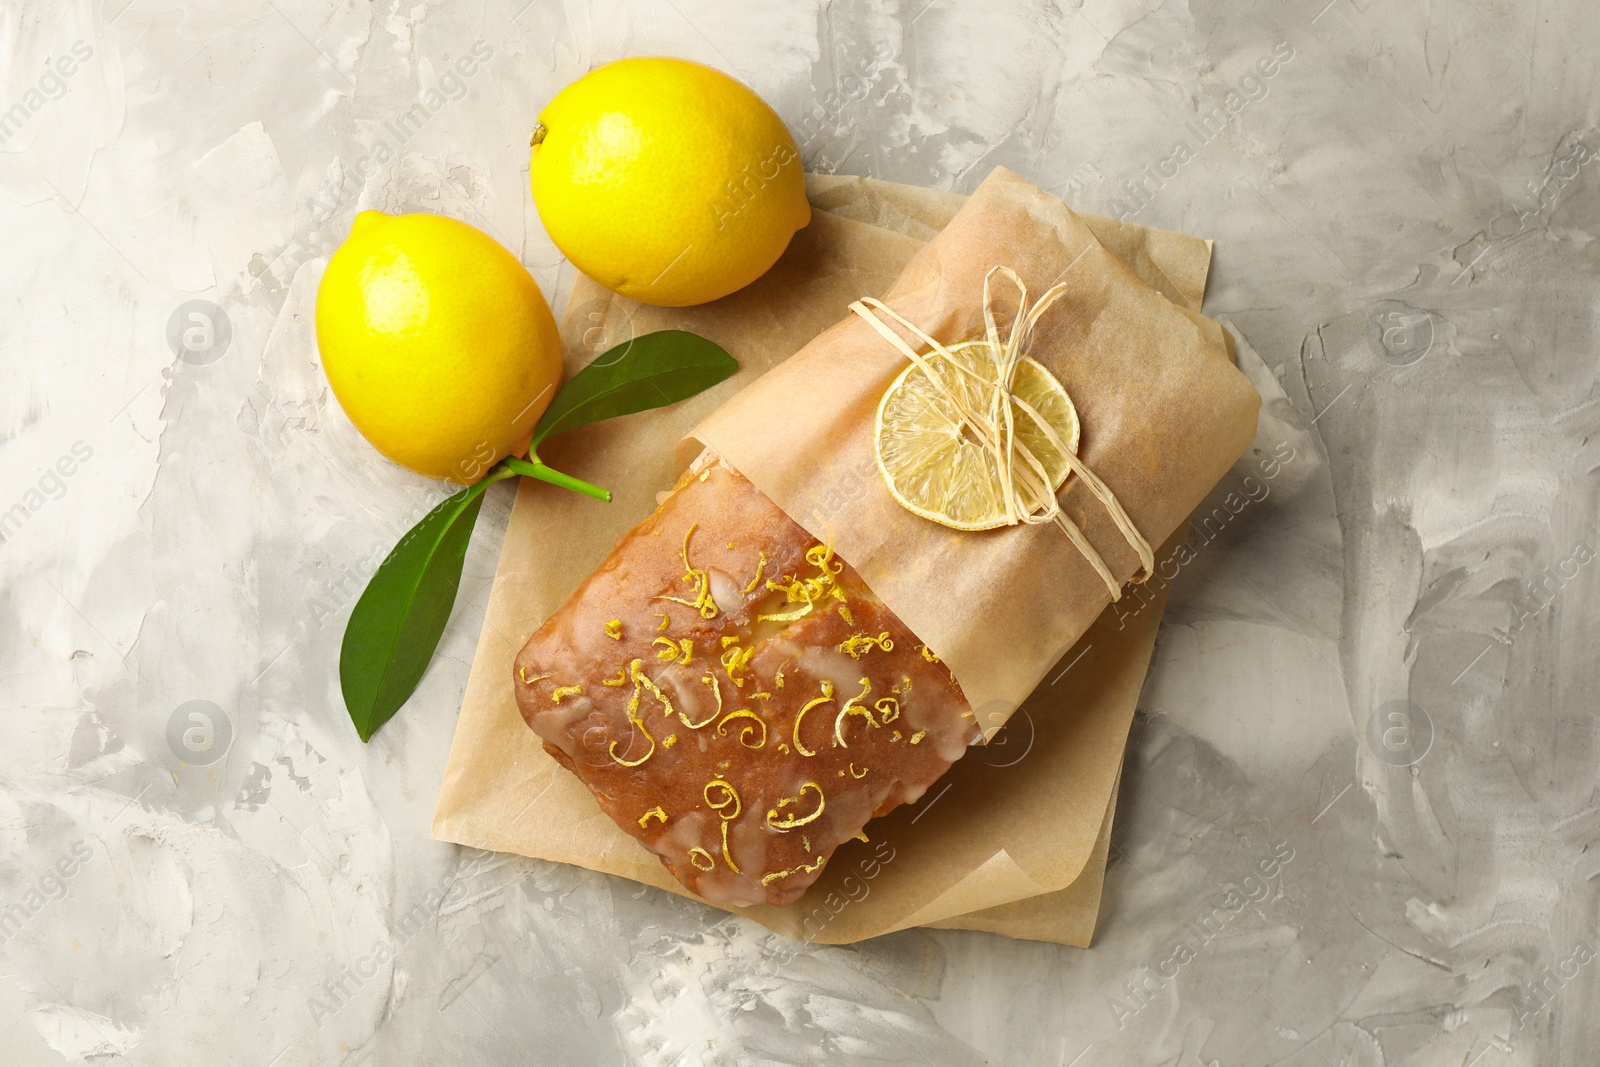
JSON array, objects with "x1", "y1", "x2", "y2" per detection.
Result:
[
  {"x1": 477, "y1": 463, "x2": 520, "y2": 490},
  {"x1": 503, "y1": 455, "x2": 613, "y2": 502}
]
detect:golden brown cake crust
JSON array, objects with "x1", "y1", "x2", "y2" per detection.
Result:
[{"x1": 514, "y1": 453, "x2": 979, "y2": 906}]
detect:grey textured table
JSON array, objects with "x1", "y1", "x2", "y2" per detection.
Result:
[{"x1": 3, "y1": 1, "x2": 1596, "y2": 1064}]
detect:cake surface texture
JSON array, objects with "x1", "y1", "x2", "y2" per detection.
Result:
[{"x1": 515, "y1": 451, "x2": 980, "y2": 906}]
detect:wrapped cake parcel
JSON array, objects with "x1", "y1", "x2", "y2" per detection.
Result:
[{"x1": 512, "y1": 168, "x2": 1260, "y2": 907}]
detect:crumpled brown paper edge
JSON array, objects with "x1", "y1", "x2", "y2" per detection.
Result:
[
  {"x1": 432, "y1": 171, "x2": 1219, "y2": 946},
  {"x1": 805, "y1": 173, "x2": 1212, "y2": 314}
]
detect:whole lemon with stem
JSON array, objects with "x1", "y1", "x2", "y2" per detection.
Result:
[
  {"x1": 530, "y1": 56, "x2": 811, "y2": 307},
  {"x1": 315, "y1": 211, "x2": 563, "y2": 484}
]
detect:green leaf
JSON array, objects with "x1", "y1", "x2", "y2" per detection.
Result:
[
  {"x1": 338, "y1": 329, "x2": 740, "y2": 743},
  {"x1": 340, "y1": 466, "x2": 515, "y2": 741},
  {"x1": 530, "y1": 330, "x2": 738, "y2": 449}
]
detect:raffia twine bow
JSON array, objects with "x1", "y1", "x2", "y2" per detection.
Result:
[{"x1": 848, "y1": 266, "x2": 1154, "y2": 601}]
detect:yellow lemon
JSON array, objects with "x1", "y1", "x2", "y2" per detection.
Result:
[
  {"x1": 874, "y1": 341, "x2": 1080, "y2": 530},
  {"x1": 315, "y1": 211, "x2": 562, "y2": 483},
  {"x1": 530, "y1": 56, "x2": 810, "y2": 307}
]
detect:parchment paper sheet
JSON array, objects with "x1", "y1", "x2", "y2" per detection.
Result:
[{"x1": 432, "y1": 171, "x2": 1230, "y2": 945}]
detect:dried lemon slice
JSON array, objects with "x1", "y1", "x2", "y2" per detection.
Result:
[{"x1": 874, "y1": 340, "x2": 1080, "y2": 531}]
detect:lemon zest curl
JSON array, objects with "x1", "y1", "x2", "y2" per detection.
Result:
[
  {"x1": 608, "y1": 661, "x2": 658, "y2": 767},
  {"x1": 716, "y1": 708, "x2": 767, "y2": 749},
  {"x1": 655, "y1": 523, "x2": 719, "y2": 619},
  {"x1": 761, "y1": 856, "x2": 825, "y2": 886},
  {"x1": 720, "y1": 820, "x2": 740, "y2": 874},
  {"x1": 833, "y1": 678, "x2": 878, "y2": 748},
  {"x1": 838, "y1": 631, "x2": 894, "y2": 658},
  {"x1": 704, "y1": 779, "x2": 742, "y2": 821},
  {"x1": 766, "y1": 782, "x2": 825, "y2": 831},
  {"x1": 793, "y1": 680, "x2": 835, "y2": 757}
]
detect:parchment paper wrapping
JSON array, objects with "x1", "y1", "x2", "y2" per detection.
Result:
[
  {"x1": 691, "y1": 167, "x2": 1259, "y2": 729},
  {"x1": 432, "y1": 168, "x2": 1250, "y2": 945}
]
